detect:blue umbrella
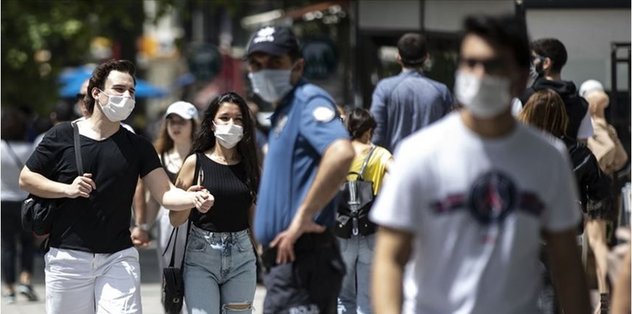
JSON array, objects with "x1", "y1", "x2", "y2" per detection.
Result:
[{"x1": 58, "y1": 66, "x2": 168, "y2": 98}]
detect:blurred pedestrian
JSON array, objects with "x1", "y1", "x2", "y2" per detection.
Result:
[
  {"x1": 519, "y1": 89, "x2": 612, "y2": 313},
  {"x1": 19, "y1": 59, "x2": 213, "y2": 314},
  {"x1": 335, "y1": 108, "x2": 392, "y2": 314},
  {"x1": 520, "y1": 38, "x2": 593, "y2": 141},
  {"x1": 144, "y1": 101, "x2": 198, "y2": 299},
  {"x1": 246, "y1": 25, "x2": 355, "y2": 313},
  {"x1": 370, "y1": 14, "x2": 590, "y2": 314},
  {"x1": 1, "y1": 108, "x2": 38, "y2": 304},
  {"x1": 169, "y1": 92, "x2": 260, "y2": 314},
  {"x1": 370, "y1": 32, "x2": 453, "y2": 153}
]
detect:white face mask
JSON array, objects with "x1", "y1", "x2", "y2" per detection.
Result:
[
  {"x1": 99, "y1": 91, "x2": 135, "y2": 122},
  {"x1": 214, "y1": 123, "x2": 243, "y2": 149},
  {"x1": 248, "y1": 69, "x2": 293, "y2": 103},
  {"x1": 455, "y1": 70, "x2": 511, "y2": 119}
]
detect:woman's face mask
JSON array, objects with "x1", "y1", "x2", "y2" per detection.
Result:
[
  {"x1": 213, "y1": 122, "x2": 243, "y2": 149},
  {"x1": 99, "y1": 91, "x2": 135, "y2": 122}
]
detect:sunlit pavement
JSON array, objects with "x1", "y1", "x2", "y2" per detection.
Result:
[{"x1": 0, "y1": 244, "x2": 266, "y2": 314}]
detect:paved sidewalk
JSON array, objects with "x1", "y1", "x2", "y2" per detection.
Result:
[{"x1": 1, "y1": 246, "x2": 266, "y2": 314}]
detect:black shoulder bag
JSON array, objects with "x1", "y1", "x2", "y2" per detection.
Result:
[
  {"x1": 161, "y1": 153, "x2": 200, "y2": 314},
  {"x1": 21, "y1": 121, "x2": 83, "y2": 236},
  {"x1": 335, "y1": 146, "x2": 377, "y2": 238},
  {"x1": 161, "y1": 220, "x2": 191, "y2": 314}
]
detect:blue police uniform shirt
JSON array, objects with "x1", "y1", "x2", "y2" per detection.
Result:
[{"x1": 254, "y1": 80, "x2": 349, "y2": 246}]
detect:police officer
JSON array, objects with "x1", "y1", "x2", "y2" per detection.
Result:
[{"x1": 246, "y1": 26, "x2": 355, "y2": 313}]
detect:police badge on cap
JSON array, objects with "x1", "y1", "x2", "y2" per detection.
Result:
[{"x1": 246, "y1": 26, "x2": 300, "y2": 57}]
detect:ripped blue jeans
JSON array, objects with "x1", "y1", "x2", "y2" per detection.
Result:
[{"x1": 184, "y1": 225, "x2": 256, "y2": 314}]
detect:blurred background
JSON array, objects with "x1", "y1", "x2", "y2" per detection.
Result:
[{"x1": 2, "y1": 0, "x2": 630, "y2": 155}]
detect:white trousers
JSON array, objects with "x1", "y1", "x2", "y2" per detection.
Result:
[{"x1": 45, "y1": 246, "x2": 142, "y2": 314}]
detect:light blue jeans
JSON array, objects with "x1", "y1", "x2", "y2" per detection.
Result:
[
  {"x1": 184, "y1": 225, "x2": 256, "y2": 314},
  {"x1": 337, "y1": 234, "x2": 375, "y2": 314}
]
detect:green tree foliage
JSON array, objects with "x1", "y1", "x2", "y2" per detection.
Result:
[{"x1": 1, "y1": 0, "x2": 171, "y2": 113}]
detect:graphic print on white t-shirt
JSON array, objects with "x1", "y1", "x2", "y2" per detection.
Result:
[{"x1": 431, "y1": 170, "x2": 546, "y2": 228}]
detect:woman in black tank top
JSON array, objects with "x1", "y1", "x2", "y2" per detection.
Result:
[
  {"x1": 145, "y1": 101, "x2": 199, "y2": 286},
  {"x1": 170, "y1": 92, "x2": 261, "y2": 313}
]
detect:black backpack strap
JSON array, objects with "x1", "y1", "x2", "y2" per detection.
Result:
[
  {"x1": 357, "y1": 146, "x2": 377, "y2": 180},
  {"x1": 71, "y1": 120, "x2": 83, "y2": 175},
  {"x1": 41, "y1": 121, "x2": 83, "y2": 252}
]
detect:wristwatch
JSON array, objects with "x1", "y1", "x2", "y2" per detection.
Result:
[{"x1": 136, "y1": 223, "x2": 151, "y2": 232}]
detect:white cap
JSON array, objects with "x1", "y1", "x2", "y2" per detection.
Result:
[
  {"x1": 164, "y1": 101, "x2": 198, "y2": 120},
  {"x1": 579, "y1": 79, "x2": 604, "y2": 98}
]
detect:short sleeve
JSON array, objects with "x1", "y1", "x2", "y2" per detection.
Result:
[
  {"x1": 370, "y1": 140, "x2": 426, "y2": 232},
  {"x1": 25, "y1": 123, "x2": 70, "y2": 178},
  {"x1": 541, "y1": 146, "x2": 582, "y2": 231},
  {"x1": 135, "y1": 136, "x2": 162, "y2": 178},
  {"x1": 299, "y1": 97, "x2": 349, "y2": 154}
]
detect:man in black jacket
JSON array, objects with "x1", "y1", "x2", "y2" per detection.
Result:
[{"x1": 520, "y1": 38, "x2": 593, "y2": 141}]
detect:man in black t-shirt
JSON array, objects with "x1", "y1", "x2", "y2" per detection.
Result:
[{"x1": 19, "y1": 60, "x2": 214, "y2": 314}]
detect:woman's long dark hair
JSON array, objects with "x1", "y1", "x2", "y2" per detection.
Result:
[{"x1": 191, "y1": 92, "x2": 261, "y2": 197}]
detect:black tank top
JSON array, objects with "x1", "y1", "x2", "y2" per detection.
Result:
[{"x1": 190, "y1": 153, "x2": 252, "y2": 232}]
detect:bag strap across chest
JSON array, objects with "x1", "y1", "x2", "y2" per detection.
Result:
[
  {"x1": 71, "y1": 121, "x2": 84, "y2": 175},
  {"x1": 350, "y1": 145, "x2": 377, "y2": 181}
]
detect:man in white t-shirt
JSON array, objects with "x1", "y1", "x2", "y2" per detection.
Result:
[{"x1": 370, "y1": 14, "x2": 590, "y2": 314}]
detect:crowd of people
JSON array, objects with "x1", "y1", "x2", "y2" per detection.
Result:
[{"x1": 1, "y1": 12, "x2": 630, "y2": 314}]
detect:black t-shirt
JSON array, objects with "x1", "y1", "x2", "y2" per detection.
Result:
[
  {"x1": 26, "y1": 122, "x2": 161, "y2": 253},
  {"x1": 191, "y1": 153, "x2": 252, "y2": 232}
]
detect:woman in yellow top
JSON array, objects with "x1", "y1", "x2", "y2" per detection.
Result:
[{"x1": 336, "y1": 108, "x2": 392, "y2": 314}]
